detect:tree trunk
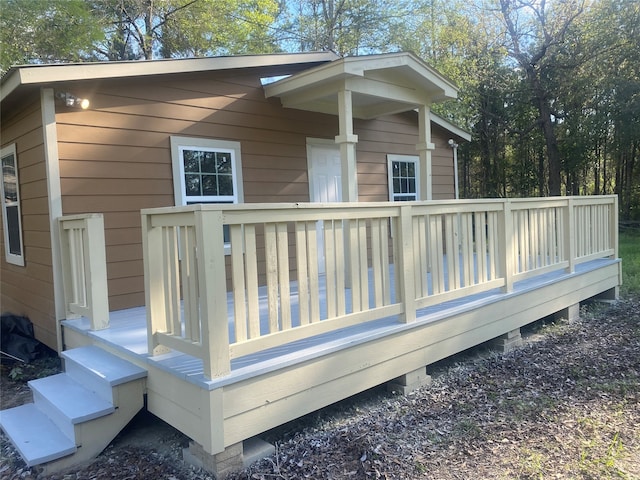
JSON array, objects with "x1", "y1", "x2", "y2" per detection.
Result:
[{"x1": 530, "y1": 74, "x2": 562, "y2": 196}]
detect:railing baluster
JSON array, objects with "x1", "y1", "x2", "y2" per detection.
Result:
[
  {"x1": 295, "y1": 222, "x2": 310, "y2": 325},
  {"x1": 277, "y1": 222, "x2": 291, "y2": 330},
  {"x1": 358, "y1": 220, "x2": 369, "y2": 310},
  {"x1": 335, "y1": 220, "x2": 346, "y2": 316},
  {"x1": 244, "y1": 224, "x2": 260, "y2": 338},
  {"x1": 264, "y1": 223, "x2": 280, "y2": 332},
  {"x1": 306, "y1": 221, "x2": 320, "y2": 322},
  {"x1": 230, "y1": 224, "x2": 247, "y2": 342}
]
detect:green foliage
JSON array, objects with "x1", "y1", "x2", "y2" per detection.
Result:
[
  {"x1": 0, "y1": 0, "x2": 105, "y2": 74},
  {"x1": 4, "y1": 356, "x2": 61, "y2": 382},
  {"x1": 619, "y1": 229, "x2": 640, "y2": 298}
]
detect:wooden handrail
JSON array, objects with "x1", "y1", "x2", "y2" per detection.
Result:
[
  {"x1": 141, "y1": 196, "x2": 618, "y2": 380},
  {"x1": 58, "y1": 214, "x2": 109, "y2": 330}
]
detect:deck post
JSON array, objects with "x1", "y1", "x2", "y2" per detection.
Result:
[
  {"x1": 610, "y1": 195, "x2": 619, "y2": 260},
  {"x1": 58, "y1": 214, "x2": 109, "y2": 331},
  {"x1": 396, "y1": 205, "x2": 416, "y2": 323},
  {"x1": 79, "y1": 214, "x2": 109, "y2": 331},
  {"x1": 196, "y1": 209, "x2": 231, "y2": 379},
  {"x1": 142, "y1": 212, "x2": 171, "y2": 356},
  {"x1": 564, "y1": 197, "x2": 576, "y2": 273},
  {"x1": 499, "y1": 200, "x2": 514, "y2": 293}
]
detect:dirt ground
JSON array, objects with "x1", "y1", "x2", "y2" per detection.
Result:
[{"x1": 1, "y1": 298, "x2": 639, "y2": 480}]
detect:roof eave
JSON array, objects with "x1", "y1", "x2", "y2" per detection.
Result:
[{"x1": 1, "y1": 52, "x2": 340, "y2": 104}]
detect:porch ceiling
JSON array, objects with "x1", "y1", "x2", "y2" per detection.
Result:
[{"x1": 264, "y1": 52, "x2": 458, "y2": 119}]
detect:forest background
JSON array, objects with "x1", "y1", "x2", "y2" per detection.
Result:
[{"x1": 1, "y1": 0, "x2": 638, "y2": 219}]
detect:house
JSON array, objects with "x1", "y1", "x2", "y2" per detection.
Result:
[
  {"x1": 0, "y1": 52, "x2": 620, "y2": 477},
  {"x1": 1, "y1": 51, "x2": 469, "y2": 351}
]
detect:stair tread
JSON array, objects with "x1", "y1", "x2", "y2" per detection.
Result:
[
  {"x1": 29, "y1": 373, "x2": 114, "y2": 423},
  {"x1": 62, "y1": 346, "x2": 147, "y2": 386},
  {"x1": 0, "y1": 404, "x2": 76, "y2": 466}
]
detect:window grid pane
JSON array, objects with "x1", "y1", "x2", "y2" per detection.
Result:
[
  {"x1": 182, "y1": 148, "x2": 235, "y2": 201},
  {"x1": 1, "y1": 148, "x2": 24, "y2": 264},
  {"x1": 391, "y1": 160, "x2": 417, "y2": 201}
]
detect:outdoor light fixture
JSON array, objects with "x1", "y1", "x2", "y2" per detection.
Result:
[
  {"x1": 449, "y1": 139, "x2": 460, "y2": 200},
  {"x1": 55, "y1": 92, "x2": 90, "y2": 109}
]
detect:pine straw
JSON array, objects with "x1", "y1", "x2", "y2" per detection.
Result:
[{"x1": 2, "y1": 299, "x2": 639, "y2": 480}]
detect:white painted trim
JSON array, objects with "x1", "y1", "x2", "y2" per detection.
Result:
[
  {"x1": 0, "y1": 143, "x2": 24, "y2": 266},
  {"x1": 41, "y1": 88, "x2": 66, "y2": 351},
  {"x1": 266, "y1": 52, "x2": 458, "y2": 101},
  {"x1": 431, "y1": 113, "x2": 471, "y2": 142},
  {"x1": 170, "y1": 136, "x2": 244, "y2": 206},
  {"x1": 387, "y1": 154, "x2": 420, "y2": 202}
]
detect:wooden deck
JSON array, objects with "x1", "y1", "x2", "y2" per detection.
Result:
[
  {"x1": 62, "y1": 257, "x2": 619, "y2": 390},
  {"x1": 58, "y1": 196, "x2": 622, "y2": 467}
]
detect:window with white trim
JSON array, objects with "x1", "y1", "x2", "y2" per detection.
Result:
[
  {"x1": 387, "y1": 154, "x2": 419, "y2": 202},
  {"x1": 1, "y1": 144, "x2": 25, "y2": 266},
  {"x1": 170, "y1": 137, "x2": 244, "y2": 244}
]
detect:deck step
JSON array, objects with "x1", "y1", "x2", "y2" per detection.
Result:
[
  {"x1": 0, "y1": 346, "x2": 148, "y2": 472},
  {"x1": 0, "y1": 404, "x2": 77, "y2": 467},
  {"x1": 62, "y1": 346, "x2": 147, "y2": 403},
  {"x1": 30, "y1": 374, "x2": 115, "y2": 431}
]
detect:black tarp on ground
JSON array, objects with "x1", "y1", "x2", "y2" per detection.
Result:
[{"x1": 1, "y1": 314, "x2": 46, "y2": 363}]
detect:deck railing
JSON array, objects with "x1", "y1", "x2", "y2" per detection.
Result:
[
  {"x1": 141, "y1": 196, "x2": 618, "y2": 379},
  {"x1": 58, "y1": 214, "x2": 110, "y2": 330}
]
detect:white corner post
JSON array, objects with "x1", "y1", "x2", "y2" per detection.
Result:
[
  {"x1": 41, "y1": 88, "x2": 66, "y2": 352},
  {"x1": 335, "y1": 89, "x2": 359, "y2": 203},
  {"x1": 416, "y1": 105, "x2": 435, "y2": 201}
]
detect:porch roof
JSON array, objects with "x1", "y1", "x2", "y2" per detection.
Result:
[{"x1": 264, "y1": 52, "x2": 459, "y2": 119}]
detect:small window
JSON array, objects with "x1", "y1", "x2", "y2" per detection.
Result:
[
  {"x1": 171, "y1": 137, "x2": 244, "y2": 247},
  {"x1": 1, "y1": 144, "x2": 25, "y2": 266},
  {"x1": 387, "y1": 155, "x2": 419, "y2": 202},
  {"x1": 171, "y1": 137, "x2": 243, "y2": 206}
]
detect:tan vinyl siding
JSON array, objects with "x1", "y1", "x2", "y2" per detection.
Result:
[
  {"x1": 0, "y1": 97, "x2": 57, "y2": 348},
  {"x1": 54, "y1": 70, "x2": 455, "y2": 311}
]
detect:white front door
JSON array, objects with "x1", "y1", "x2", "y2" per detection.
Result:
[{"x1": 307, "y1": 141, "x2": 342, "y2": 273}]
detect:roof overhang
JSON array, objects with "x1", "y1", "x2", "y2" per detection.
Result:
[
  {"x1": 0, "y1": 51, "x2": 339, "y2": 104},
  {"x1": 431, "y1": 113, "x2": 471, "y2": 142},
  {"x1": 264, "y1": 52, "x2": 458, "y2": 119}
]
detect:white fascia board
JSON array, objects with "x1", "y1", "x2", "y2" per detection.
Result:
[
  {"x1": 264, "y1": 60, "x2": 354, "y2": 98},
  {"x1": 1, "y1": 52, "x2": 339, "y2": 102},
  {"x1": 343, "y1": 52, "x2": 459, "y2": 98},
  {"x1": 431, "y1": 113, "x2": 472, "y2": 142},
  {"x1": 266, "y1": 52, "x2": 459, "y2": 103},
  {"x1": 0, "y1": 69, "x2": 24, "y2": 102}
]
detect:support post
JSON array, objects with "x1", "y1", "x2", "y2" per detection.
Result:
[
  {"x1": 491, "y1": 328, "x2": 523, "y2": 353},
  {"x1": 416, "y1": 105, "x2": 435, "y2": 200},
  {"x1": 554, "y1": 303, "x2": 581, "y2": 322},
  {"x1": 184, "y1": 438, "x2": 275, "y2": 477},
  {"x1": 335, "y1": 89, "x2": 358, "y2": 203},
  {"x1": 387, "y1": 367, "x2": 432, "y2": 395}
]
